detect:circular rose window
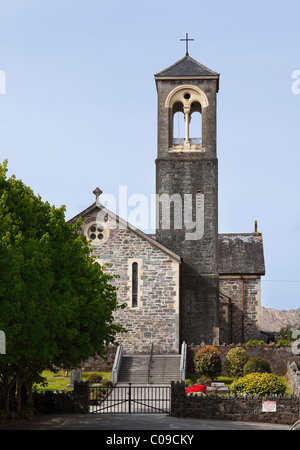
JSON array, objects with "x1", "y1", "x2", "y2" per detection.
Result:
[{"x1": 87, "y1": 224, "x2": 108, "y2": 243}]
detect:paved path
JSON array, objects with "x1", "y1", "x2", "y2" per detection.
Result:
[{"x1": 0, "y1": 413, "x2": 290, "y2": 430}]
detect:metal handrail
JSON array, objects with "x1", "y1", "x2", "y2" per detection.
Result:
[
  {"x1": 148, "y1": 343, "x2": 154, "y2": 384},
  {"x1": 112, "y1": 343, "x2": 123, "y2": 383},
  {"x1": 180, "y1": 341, "x2": 187, "y2": 382}
]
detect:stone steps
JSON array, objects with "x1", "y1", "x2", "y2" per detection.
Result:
[
  {"x1": 149, "y1": 355, "x2": 181, "y2": 384},
  {"x1": 118, "y1": 355, "x2": 149, "y2": 384},
  {"x1": 117, "y1": 354, "x2": 181, "y2": 385}
]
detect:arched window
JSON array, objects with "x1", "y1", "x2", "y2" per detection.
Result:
[
  {"x1": 190, "y1": 102, "x2": 202, "y2": 144},
  {"x1": 172, "y1": 102, "x2": 184, "y2": 145},
  {"x1": 165, "y1": 85, "x2": 208, "y2": 151},
  {"x1": 132, "y1": 262, "x2": 138, "y2": 308}
]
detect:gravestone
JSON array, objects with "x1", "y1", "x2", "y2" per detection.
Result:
[
  {"x1": 0, "y1": 331, "x2": 6, "y2": 354},
  {"x1": 67, "y1": 369, "x2": 82, "y2": 387},
  {"x1": 207, "y1": 382, "x2": 229, "y2": 393}
]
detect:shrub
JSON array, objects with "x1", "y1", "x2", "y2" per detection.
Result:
[
  {"x1": 279, "y1": 325, "x2": 292, "y2": 340},
  {"x1": 196, "y1": 375, "x2": 212, "y2": 386},
  {"x1": 276, "y1": 340, "x2": 291, "y2": 346},
  {"x1": 101, "y1": 379, "x2": 114, "y2": 387},
  {"x1": 225, "y1": 347, "x2": 249, "y2": 378},
  {"x1": 193, "y1": 346, "x2": 221, "y2": 381},
  {"x1": 243, "y1": 357, "x2": 271, "y2": 376},
  {"x1": 186, "y1": 384, "x2": 207, "y2": 396},
  {"x1": 230, "y1": 373, "x2": 286, "y2": 396},
  {"x1": 86, "y1": 372, "x2": 103, "y2": 384},
  {"x1": 245, "y1": 340, "x2": 265, "y2": 346}
]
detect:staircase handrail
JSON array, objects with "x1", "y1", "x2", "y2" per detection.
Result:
[
  {"x1": 112, "y1": 343, "x2": 123, "y2": 383},
  {"x1": 180, "y1": 341, "x2": 187, "y2": 382},
  {"x1": 148, "y1": 342, "x2": 154, "y2": 384}
]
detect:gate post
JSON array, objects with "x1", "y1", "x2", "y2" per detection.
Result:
[
  {"x1": 170, "y1": 381, "x2": 186, "y2": 416},
  {"x1": 128, "y1": 383, "x2": 132, "y2": 414},
  {"x1": 73, "y1": 381, "x2": 90, "y2": 413}
]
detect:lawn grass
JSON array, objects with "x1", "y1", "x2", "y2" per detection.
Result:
[
  {"x1": 33, "y1": 370, "x2": 112, "y2": 391},
  {"x1": 186, "y1": 373, "x2": 234, "y2": 386}
]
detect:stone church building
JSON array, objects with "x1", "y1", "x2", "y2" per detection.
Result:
[{"x1": 68, "y1": 51, "x2": 265, "y2": 355}]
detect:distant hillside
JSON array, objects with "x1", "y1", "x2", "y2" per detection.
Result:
[{"x1": 261, "y1": 306, "x2": 300, "y2": 332}]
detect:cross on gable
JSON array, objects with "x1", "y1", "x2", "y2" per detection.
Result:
[
  {"x1": 180, "y1": 33, "x2": 194, "y2": 56},
  {"x1": 93, "y1": 187, "x2": 102, "y2": 203}
]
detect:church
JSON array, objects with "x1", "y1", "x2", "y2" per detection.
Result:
[{"x1": 68, "y1": 46, "x2": 265, "y2": 355}]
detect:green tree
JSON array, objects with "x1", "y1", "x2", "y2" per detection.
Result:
[
  {"x1": 278, "y1": 325, "x2": 292, "y2": 341},
  {"x1": 0, "y1": 161, "x2": 125, "y2": 415}
]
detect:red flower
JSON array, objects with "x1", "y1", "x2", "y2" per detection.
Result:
[{"x1": 186, "y1": 384, "x2": 207, "y2": 395}]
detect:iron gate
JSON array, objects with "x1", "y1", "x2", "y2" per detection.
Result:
[{"x1": 90, "y1": 383, "x2": 170, "y2": 414}]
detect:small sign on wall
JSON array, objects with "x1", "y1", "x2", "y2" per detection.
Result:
[{"x1": 262, "y1": 401, "x2": 276, "y2": 412}]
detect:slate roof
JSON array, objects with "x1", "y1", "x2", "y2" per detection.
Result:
[
  {"x1": 155, "y1": 55, "x2": 219, "y2": 79},
  {"x1": 218, "y1": 234, "x2": 265, "y2": 276}
]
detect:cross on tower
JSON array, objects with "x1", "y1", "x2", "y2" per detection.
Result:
[{"x1": 180, "y1": 33, "x2": 194, "y2": 56}]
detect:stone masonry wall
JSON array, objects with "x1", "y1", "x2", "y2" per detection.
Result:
[
  {"x1": 171, "y1": 382, "x2": 299, "y2": 425},
  {"x1": 81, "y1": 209, "x2": 180, "y2": 355},
  {"x1": 219, "y1": 277, "x2": 261, "y2": 343},
  {"x1": 155, "y1": 77, "x2": 219, "y2": 346}
]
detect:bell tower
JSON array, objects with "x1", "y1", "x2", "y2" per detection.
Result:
[{"x1": 154, "y1": 45, "x2": 220, "y2": 345}]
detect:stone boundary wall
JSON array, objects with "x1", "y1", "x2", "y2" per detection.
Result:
[
  {"x1": 33, "y1": 381, "x2": 90, "y2": 414},
  {"x1": 187, "y1": 344, "x2": 300, "y2": 376},
  {"x1": 82, "y1": 346, "x2": 117, "y2": 372},
  {"x1": 171, "y1": 382, "x2": 299, "y2": 425},
  {"x1": 32, "y1": 377, "x2": 300, "y2": 424}
]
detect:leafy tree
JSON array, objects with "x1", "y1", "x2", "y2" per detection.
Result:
[
  {"x1": 278, "y1": 325, "x2": 292, "y2": 341},
  {"x1": 0, "y1": 161, "x2": 125, "y2": 415}
]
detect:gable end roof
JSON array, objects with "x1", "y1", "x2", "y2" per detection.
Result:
[{"x1": 67, "y1": 202, "x2": 181, "y2": 263}]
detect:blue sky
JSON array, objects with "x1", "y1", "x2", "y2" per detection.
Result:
[{"x1": 0, "y1": 0, "x2": 300, "y2": 310}]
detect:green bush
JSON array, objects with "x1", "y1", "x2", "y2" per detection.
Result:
[
  {"x1": 225, "y1": 347, "x2": 249, "y2": 378},
  {"x1": 101, "y1": 379, "x2": 114, "y2": 387},
  {"x1": 196, "y1": 375, "x2": 212, "y2": 386},
  {"x1": 245, "y1": 340, "x2": 265, "y2": 346},
  {"x1": 276, "y1": 340, "x2": 291, "y2": 346},
  {"x1": 230, "y1": 373, "x2": 286, "y2": 396},
  {"x1": 194, "y1": 346, "x2": 221, "y2": 381},
  {"x1": 243, "y1": 357, "x2": 271, "y2": 375},
  {"x1": 86, "y1": 372, "x2": 103, "y2": 384}
]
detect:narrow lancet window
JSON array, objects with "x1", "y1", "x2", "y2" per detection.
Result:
[{"x1": 132, "y1": 262, "x2": 138, "y2": 307}]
